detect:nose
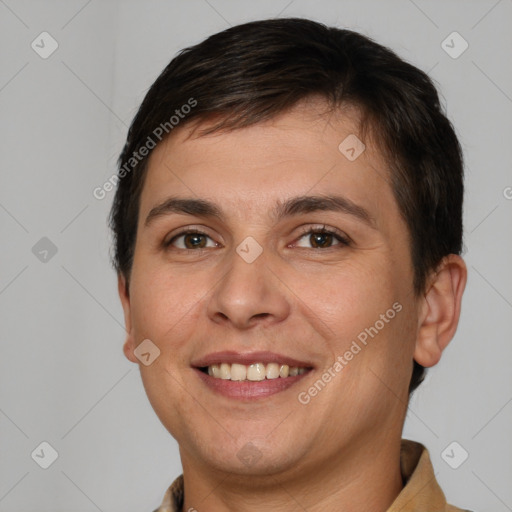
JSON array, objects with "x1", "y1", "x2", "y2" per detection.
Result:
[{"x1": 206, "y1": 244, "x2": 291, "y2": 330}]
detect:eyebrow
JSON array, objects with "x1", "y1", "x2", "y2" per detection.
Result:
[{"x1": 144, "y1": 194, "x2": 377, "y2": 229}]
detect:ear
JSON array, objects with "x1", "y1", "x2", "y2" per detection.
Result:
[
  {"x1": 118, "y1": 273, "x2": 138, "y2": 364},
  {"x1": 414, "y1": 254, "x2": 467, "y2": 368}
]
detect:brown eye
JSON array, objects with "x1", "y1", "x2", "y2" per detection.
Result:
[
  {"x1": 166, "y1": 230, "x2": 217, "y2": 250},
  {"x1": 294, "y1": 227, "x2": 350, "y2": 249},
  {"x1": 182, "y1": 233, "x2": 207, "y2": 249},
  {"x1": 309, "y1": 232, "x2": 335, "y2": 248}
]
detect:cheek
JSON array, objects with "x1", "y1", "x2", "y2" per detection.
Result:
[
  {"x1": 297, "y1": 257, "x2": 399, "y2": 332},
  {"x1": 128, "y1": 263, "x2": 202, "y2": 345},
  {"x1": 297, "y1": 254, "x2": 412, "y2": 384}
]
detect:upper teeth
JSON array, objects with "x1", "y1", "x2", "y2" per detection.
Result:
[{"x1": 206, "y1": 363, "x2": 308, "y2": 381}]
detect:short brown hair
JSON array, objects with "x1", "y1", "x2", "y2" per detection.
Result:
[{"x1": 109, "y1": 17, "x2": 465, "y2": 395}]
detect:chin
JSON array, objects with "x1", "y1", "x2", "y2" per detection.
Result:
[
  {"x1": 179, "y1": 425, "x2": 305, "y2": 476},
  {"x1": 202, "y1": 443, "x2": 303, "y2": 478}
]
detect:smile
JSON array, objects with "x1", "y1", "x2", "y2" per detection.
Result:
[
  {"x1": 192, "y1": 351, "x2": 314, "y2": 399},
  {"x1": 202, "y1": 362, "x2": 308, "y2": 381}
]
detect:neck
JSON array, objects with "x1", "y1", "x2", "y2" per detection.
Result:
[{"x1": 180, "y1": 434, "x2": 404, "y2": 512}]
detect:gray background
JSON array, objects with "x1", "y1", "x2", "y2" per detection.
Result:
[{"x1": 1, "y1": 0, "x2": 511, "y2": 511}]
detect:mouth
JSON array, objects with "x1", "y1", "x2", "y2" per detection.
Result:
[
  {"x1": 191, "y1": 351, "x2": 314, "y2": 400},
  {"x1": 200, "y1": 362, "x2": 309, "y2": 380}
]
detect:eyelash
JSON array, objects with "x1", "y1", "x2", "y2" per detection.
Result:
[
  {"x1": 164, "y1": 225, "x2": 351, "y2": 251},
  {"x1": 295, "y1": 225, "x2": 351, "y2": 248}
]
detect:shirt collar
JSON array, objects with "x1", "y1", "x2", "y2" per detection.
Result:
[{"x1": 153, "y1": 439, "x2": 465, "y2": 512}]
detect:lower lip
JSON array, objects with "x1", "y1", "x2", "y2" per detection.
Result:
[{"x1": 194, "y1": 368, "x2": 311, "y2": 400}]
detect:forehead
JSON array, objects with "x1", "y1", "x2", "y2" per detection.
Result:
[{"x1": 139, "y1": 100, "x2": 395, "y2": 228}]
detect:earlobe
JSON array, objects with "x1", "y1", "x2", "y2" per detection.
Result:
[
  {"x1": 118, "y1": 274, "x2": 138, "y2": 364},
  {"x1": 413, "y1": 254, "x2": 467, "y2": 368}
]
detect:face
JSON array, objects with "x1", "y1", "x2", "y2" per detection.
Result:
[{"x1": 119, "y1": 99, "x2": 423, "y2": 479}]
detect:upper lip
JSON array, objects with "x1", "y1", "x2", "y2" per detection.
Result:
[{"x1": 191, "y1": 351, "x2": 314, "y2": 368}]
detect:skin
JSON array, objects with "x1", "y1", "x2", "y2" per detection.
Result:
[{"x1": 118, "y1": 98, "x2": 467, "y2": 512}]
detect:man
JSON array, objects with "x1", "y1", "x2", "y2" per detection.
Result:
[{"x1": 110, "y1": 18, "x2": 470, "y2": 511}]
